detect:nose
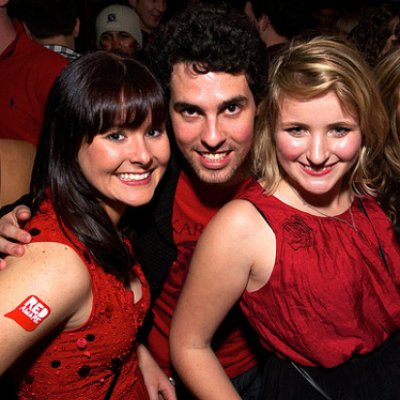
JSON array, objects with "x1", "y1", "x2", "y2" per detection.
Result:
[
  {"x1": 306, "y1": 133, "x2": 329, "y2": 165},
  {"x1": 111, "y1": 37, "x2": 122, "y2": 50},
  {"x1": 156, "y1": 0, "x2": 166, "y2": 13},
  {"x1": 129, "y1": 136, "x2": 152, "y2": 166},
  {"x1": 200, "y1": 117, "x2": 226, "y2": 149}
]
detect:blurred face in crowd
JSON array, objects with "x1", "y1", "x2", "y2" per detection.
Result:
[
  {"x1": 128, "y1": 0, "x2": 166, "y2": 33},
  {"x1": 99, "y1": 31, "x2": 139, "y2": 57},
  {"x1": 314, "y1": 7, "x2": 338, "y2": 30},
  {"x1": 382, "y1": 15, "x2": 400, "y2": 56}
]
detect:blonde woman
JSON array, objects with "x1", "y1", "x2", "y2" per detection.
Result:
[{"x1": 170, "y1": 37, "x2": 400, "y2": 399}]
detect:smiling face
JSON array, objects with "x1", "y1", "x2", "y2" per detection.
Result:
[
  {"x1": 129, "y1": 0, "x2": 166, "y2": 33},
  {"x1": 275, "y1": 91, "x2": 362, "y2": 203},
  {"x1": 169, "y1": 63, "x2": 257, "y2": 185},
  {"x1": 78, "y1": 116, "x2": 170, "y2": 225},
  {"x1": 99, "y1": 31, "x2": 139, "y2": 57}
]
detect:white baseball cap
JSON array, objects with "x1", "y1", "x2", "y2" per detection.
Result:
[{"x1": 96, "y1": 4, "x2": 143, "y2": 49}]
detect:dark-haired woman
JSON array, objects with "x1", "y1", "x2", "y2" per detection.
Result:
[{"x1": 0, "y1": 51, "x2": 175, "y2": 399}]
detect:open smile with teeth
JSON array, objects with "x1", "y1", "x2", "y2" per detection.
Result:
[
  {"x1": 201, "y1": 151, "x2": 230, "y2": 161},
  {"x1": 302, "y1": 163, "x2": 335, "y2": 172},
  {"x1": 118, "y1": 172, "x2": 151, "y2": 181}
]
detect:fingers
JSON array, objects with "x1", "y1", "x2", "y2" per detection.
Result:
[
  {"x1": 14, "y1": 205, "x2": 32, "y2": 224},
  {"x1": 0, "y1": 206, "x2": 32, "y2": 265},
  {"x1": 159, "y1": 384, "x2": 177, "y2": 400},
  {"x1": 0, "y1": 239, "x2": 26, "y2": 270},
  {"x1": 0, "y1": 205, "x2": 32, "y2": 243},
  {"x1": 0, "y1": 220, "x2": 31, "y2": 245},
  {"x1": 146, "y1": 386, "x2": 159, "y2": 400}
]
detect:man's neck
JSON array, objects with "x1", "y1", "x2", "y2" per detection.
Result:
[
  {"x1": 0, "y1": 12, "x2": 16, "y2": 54},
  {"x1": 264, "y1": 28, "x2": 288, "y2": 48},
  {"x1": 34, "y1": 35, "x2": 75, "y2": 50}
]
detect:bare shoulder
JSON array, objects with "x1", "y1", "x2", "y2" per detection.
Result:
[
  {"x1": 194, "y1": 198, "x2": 276, "y2": 288},
  {"x1": 2, "y1": 242, "x2": 91, "y2": 311},
  {"x1": 205, "y1": 198, "x2": 271, "y2": 240},
  {"x1": 0, "y1": 242, "x2": 92, "y2": 374}
]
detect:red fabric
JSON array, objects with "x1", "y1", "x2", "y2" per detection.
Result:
[
  {"x1": 147, "y1": 170, "x2": 257, "y2": 378},
  {"x1": 0, "y1": 21, "x2": 68, "y2": 146},
  {"x1": 13, "y1": 196, "x2": 150, "y2": 399},
  {"x1": 239, "y1": 179, "x2": 400, "y2": 368}
]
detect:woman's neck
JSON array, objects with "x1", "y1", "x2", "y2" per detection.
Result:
[{"x1": 274, "y1": 177, "x2": 353, "y2": 217}]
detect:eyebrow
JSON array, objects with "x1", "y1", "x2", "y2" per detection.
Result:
[
  {"x1": 172, "y1": 95, "x2": 250, "y2": 114},
  {"x1": 279, "y1": 120, "x2": 359, "y2": 128}
]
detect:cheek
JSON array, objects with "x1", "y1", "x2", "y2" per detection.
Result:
[
  {"x1": 332, "y1": 135, "x2": 362, "y2": 161},
  {"x1": 234, "y1": 121, "x2": 254, "y2": 146},
  {"x1": 100, "y1": 42, "x2": 112, "y2": 50},
  {"x1": 170, "y1": 116, "x2": 194, "y2": 148},
  {"x1": 223, "y1": 114, "x2": 254, "y2": 149},
  {"x1": 155, "y1": 138, "x2": 171, "y2": 166},
  {"x1": 122, "y1": 39, "x2": 136, "y2": 50},
  {"x1": 79, "y1": 145, "x2": 119, "y2": 176},
  {"x1": 275, "y1": 135, "x2": 304, "y2": 161}
]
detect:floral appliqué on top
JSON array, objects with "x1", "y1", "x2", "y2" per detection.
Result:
[{"x1": 283, "y1": 215, "x2": 313, "y2": 250}]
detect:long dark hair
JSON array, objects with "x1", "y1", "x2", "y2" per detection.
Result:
[{"x1": 31, "y1": 51, "x2": 167, "y2": 279}]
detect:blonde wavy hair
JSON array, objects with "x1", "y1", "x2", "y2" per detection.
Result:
[
  {"x1": 374, "y1": 48, "x2": 400, "y2": 224},
  {"x1": 253, "y1": 36, "x2": 389, "y2": 201}
]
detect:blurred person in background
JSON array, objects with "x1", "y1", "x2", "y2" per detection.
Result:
[
  {"x1": 128, "y1": 0, "x2": 166, "y2": 47},
  {"x1": 0, "y1": 0, "x2": 68, "y2": 147},
  {"x1": 349, "y1": 4, "x2": 400, "y2": 67},
  {"x1": 12, "y1": 0, "x2": 80, "y2": 61},
  {"x1": 96, "y1": 4, "x2": 142, "y2": 59}
]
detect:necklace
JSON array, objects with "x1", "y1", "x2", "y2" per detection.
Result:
[{"x1": 287, "y1": 184, "x2": 358, "y2": 233}]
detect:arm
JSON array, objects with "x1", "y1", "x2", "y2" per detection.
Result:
[
  {"x1": 0, "y1": 242, "x2": 91, "y2": 374},
  {"x1": 137, "y1": 344, "x2": 177, "y2": 400},
  {"x1": 170, "y1": 200, "x2": 275, "y2": 399},
  {"x1": 0, "y1": 203, "x2": 32, "y2": 269}
]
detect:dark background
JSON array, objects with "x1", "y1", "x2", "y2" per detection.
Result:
[{"x1": 72, "y1": 0, "x2": 399, "y2": 53}]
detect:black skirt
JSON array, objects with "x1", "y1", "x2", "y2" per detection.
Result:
[{"x1": 259, "y1": 331, "x2": 400, "y2": 400}]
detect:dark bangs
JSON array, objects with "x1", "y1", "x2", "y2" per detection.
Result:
[{"x1": 64, "y1": 51, "x2": 167, "y2": 143}]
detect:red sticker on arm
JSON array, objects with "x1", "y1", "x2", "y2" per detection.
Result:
[{"x1": 4, "y1": 295, "x2": 51, "y2": 331}]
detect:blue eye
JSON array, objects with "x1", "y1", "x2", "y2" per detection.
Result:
[
  {"x1": 146, "y1": 129, "x2": 163, "y2": 137},
  {"x1": 286, "y1": 126, "x2": 305, "y2": 136},
  {"x1": 106, "y1": 131, "x2": 125, "y2": 141},
  {"x1": 332, "y1": 127, "x2": 351, "y2": 136}
]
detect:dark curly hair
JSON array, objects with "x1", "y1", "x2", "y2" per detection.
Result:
[
  {"x1": 349, "y1": 4, "x2": 400, "y2": 67},
  {"x1": 145, "y1": 2, "x2": 268, "y2": 105}
]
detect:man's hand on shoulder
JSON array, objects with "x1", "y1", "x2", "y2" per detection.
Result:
[{"x1": 0, "y1": 205, "x2": 32, "y2": 269}]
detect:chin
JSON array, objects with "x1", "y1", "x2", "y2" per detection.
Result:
[{"x1": 197, "y1": 169, "x2": 234, "y2": 185}]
